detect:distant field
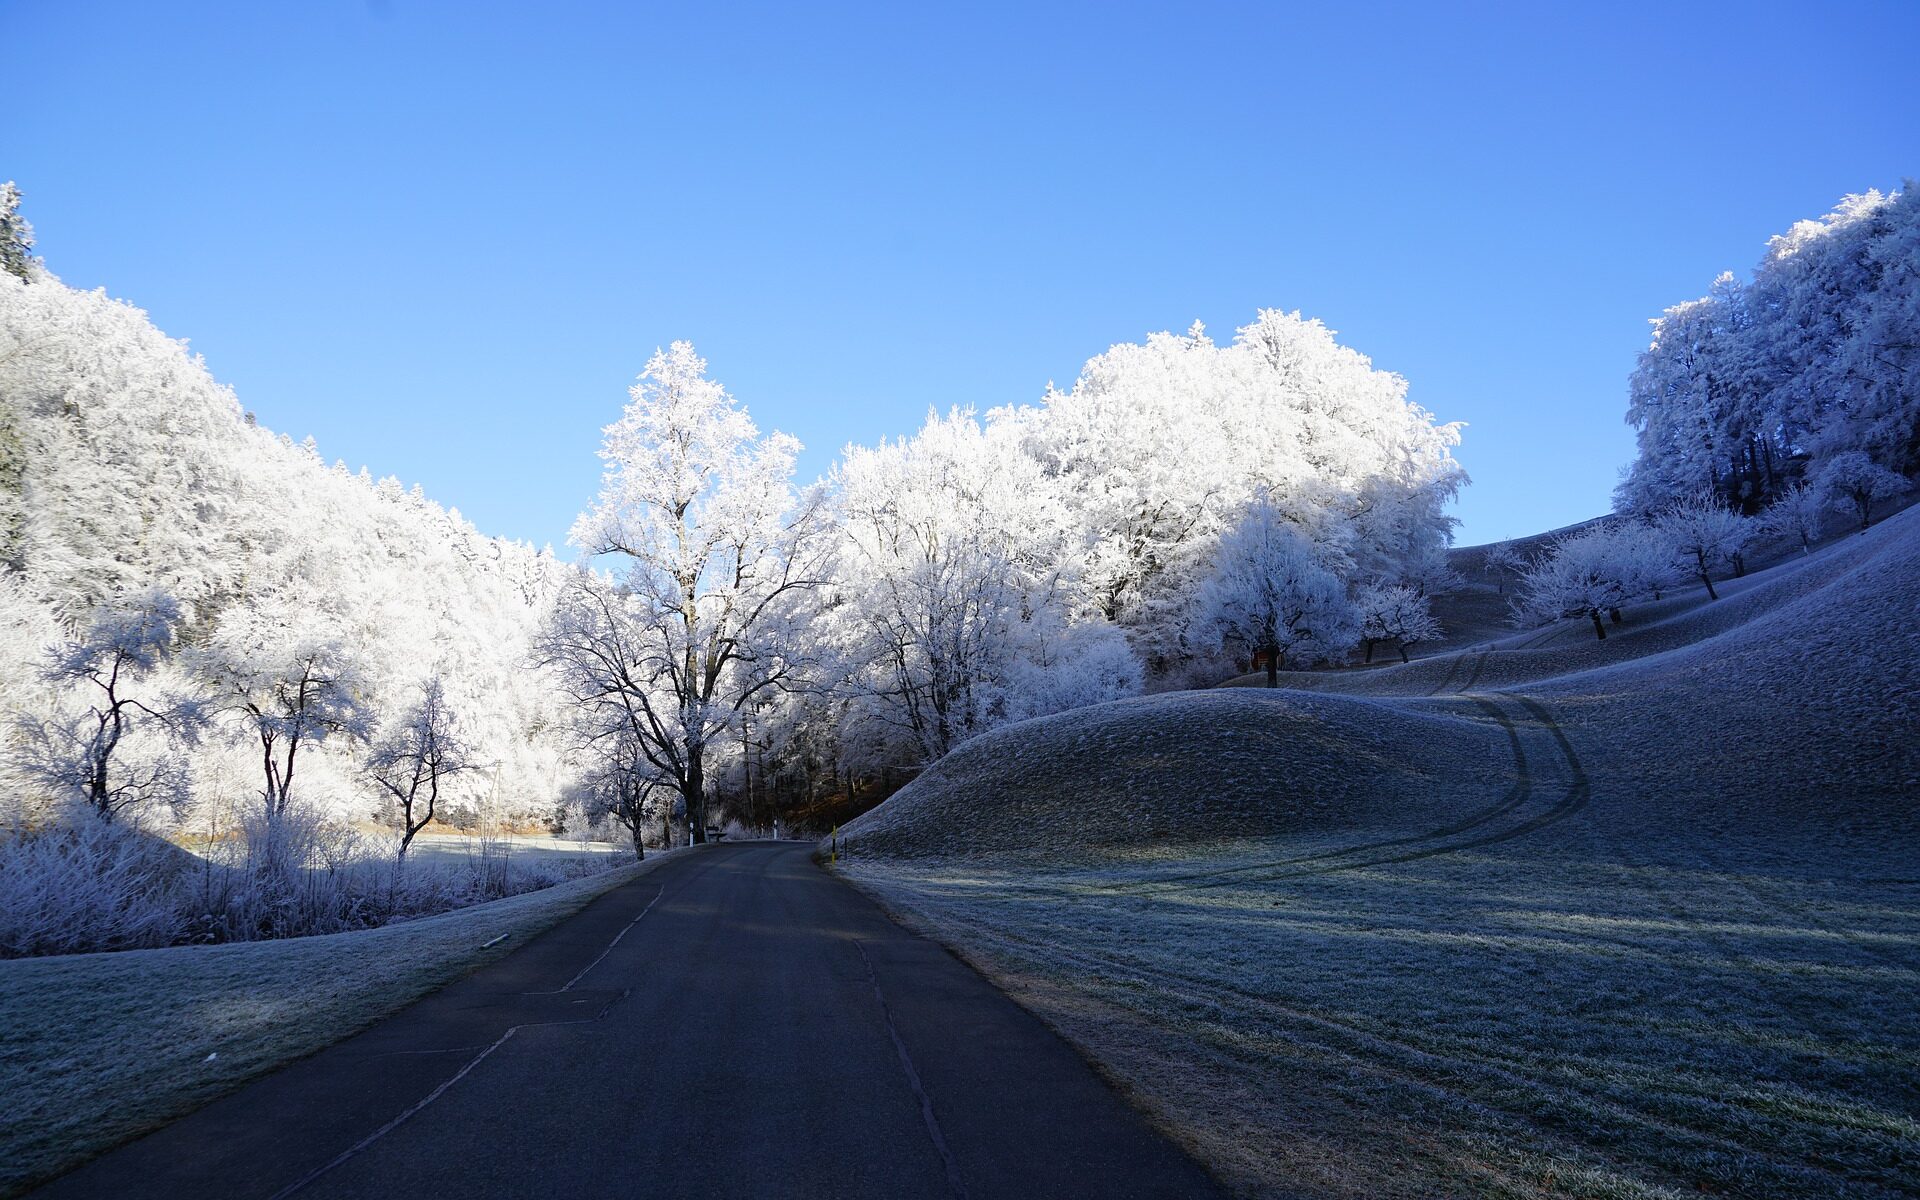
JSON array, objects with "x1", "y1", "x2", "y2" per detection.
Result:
[
  {"x1": 401, "y1": 831, "x2": 628, "y2": 864},
  {"x1": 839, "y1": 507, "x2": 1920, "y2": 1198},
  {"x1": 0, "y1": 850, "x2": 678, "y2": 1198}
]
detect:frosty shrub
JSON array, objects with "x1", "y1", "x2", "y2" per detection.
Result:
[
  {"x1": 0, "y1": 800, "x2": 615, "y2": 956},
  {"x1": 179, "y1": 804, "x2": 587, "y2": 943},
  {"x1": 0, "y1": 819, "x2": 187, "y2": 957}
]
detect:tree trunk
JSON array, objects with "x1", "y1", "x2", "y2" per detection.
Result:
[
  {"x1": 1609, "y1": 607, "x2": 1623, "y2": 625},
  {"x1": 1363, "y1": 638, "x2": 1376, "y2": 664},
  {"x1": 1589, "y1": 610, "x2": 1606, "y2": 640},
  {"x1": 1699, "y1": 571, "x2": 1718, "y2": 600},
  {"x1": 1397, "y1": 643, "x2": 1410, "y2": 664},
  {"x1": 685, "y1": 756, "x2": 706, "y2": 844},
  {"x1": 631, "y1": 822, "x2": 646, "y2": 861},
  {"x1": 1264, "y1": 653, "x2": 1278, "y2": 689}
]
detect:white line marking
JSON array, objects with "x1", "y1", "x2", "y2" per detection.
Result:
[
  {"x1": 857, "y1": 940, "x2": 969, "y2": 1200},
  {"x1": 267, "y1": 1025, "x2": 523, "y2": 1200},
  {"x1": 267, "y1": 887, "x2": 667, "y2": 1197},
  {"x1": 562, "y1": 887, "x2": 664, "y2": 992}
]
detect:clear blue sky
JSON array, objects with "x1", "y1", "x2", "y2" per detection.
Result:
[{"x1": 11, "y1": 1, "x2": 1918, "y2": 548}]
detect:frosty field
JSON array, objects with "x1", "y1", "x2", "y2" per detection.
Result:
[{"x1": 836, "y1": 507, "x2": 1920, "y2": 1199}]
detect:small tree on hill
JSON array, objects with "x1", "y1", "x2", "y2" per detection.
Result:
[
  {"x1": 1357, "y1": 583, "x2": 1442, "y2": 663},
  {"x1": 1656, "y1": 495, "x2": 1751, "y2": 600},
  {"x1": 1481, "y1": 543, "x2": 1525, "y2": 594},
  {"x1": 1813, "y1": 452, "x2": 1908, "y2": 531},
  {"x1": 1763, "y1": 482, "x2": 1826, "y2": 554},
  {"x1": 1513, "y1": 523, "x2": 1669, "y2": 640},
  {"x1": 1200, "y1": 495, "x2": 1358, "y2": 686}
]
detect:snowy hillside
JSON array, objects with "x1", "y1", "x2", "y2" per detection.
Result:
[{"x1": 0, "y1": 271, "x2": 578, "y2": 829}]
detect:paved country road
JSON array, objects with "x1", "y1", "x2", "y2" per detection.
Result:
[{"x1": 35, "y1": 843, "x2": 1225, "y2": 1199}]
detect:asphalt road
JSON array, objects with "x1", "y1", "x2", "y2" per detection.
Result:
[{"x1": 36, "y1": 842, "x2": 1225, "y2": 1199}]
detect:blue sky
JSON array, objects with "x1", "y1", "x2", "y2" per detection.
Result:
[{"x1": 10, "y1": 1, "x2": 1918, "y2": 548}]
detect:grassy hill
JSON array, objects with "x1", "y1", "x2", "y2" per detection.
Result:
[{"x1": 835, "y1": 505, "x2": 1920, "y2": 1200}]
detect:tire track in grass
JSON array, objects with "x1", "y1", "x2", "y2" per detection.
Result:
[
  {"x1": 886, "y1": 687, "x2": 1915, "y2": 1192},
  {"x1": 1425, "y1": 651, "x2": 1468, "y2": 696},
  {"x1": 1455, "y1": 650, "x2": 1493, "y2": 694},
  {"x1": 1099, "y1": 695, "x2": 1585, "y2": 895},
  {"x1": 861, "y1": 697, "x2": 1905, "y2": 1192}
]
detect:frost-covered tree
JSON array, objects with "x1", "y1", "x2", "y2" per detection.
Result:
[
  {"x1": 1655, "y1": 496, "x2": 1752, "y2": 600},
  {"x1": 828, "y1": 408, "x2": 1136, "y2": 764},
  {"x1": 1356, "y1": 583, "x2": 1442, "y2": 664},
  {"x1": 1812, "y1": 451, "x2": 1908, "y2": 532},
  {"x1": 1513, "y1": 523, "x2": 1670, "y2": 640},
  {"x1": 1199, "y1": 494, "x2": 1358, "y2": 686},
  {"x1": 563, "y1": 342, "x2": 830, "y2": 842},
  {"x1": 363, "y1": 677, "x2": 476, "y2": 862},
  {"x1": 205, "y1": 630, "x2": 373, "y2": 819},
  {"x1": 0, "y1": 235, "x2": 594, "y2": 840},
  {"x1": 1619, "y1": 186, "x2": 1920, "y2": 515},
  {"x1": 12, "y1": 590, "x2": 199, "y2": 821},
  {"x1": 0, "y1": 182, "x2": 34, "y2": 282},
  {"x1": 1017, "y1": 310, "x2": 1462, "y2": 674},
  {"x1": 1481, "y1": 543, "x2": 1526, "y2": 594},
  {"x1": 565, "y1": 729, "x2": 666, "y2": 860}
]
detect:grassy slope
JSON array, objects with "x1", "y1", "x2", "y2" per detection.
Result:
[
  {"x1": 0, "y1": 852, "x2": 676, "y2": 1197},
  {"x1": 836, "y1": 508, "x2": 1920, "y2": 1200}
]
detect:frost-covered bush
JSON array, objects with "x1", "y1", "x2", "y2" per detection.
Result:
[
  {"x1": 1003, "y1": 623, "x2": 1143, "y2": 724},
  {"x1": 0, "y1": 797, "x2": 615, "y2": 957},
  {"x1": 0, "y1": 820, "x2": 187, "y2": 957},
  {"x1": 179, "y1": 805, "x2": 588, "y2": 944}
]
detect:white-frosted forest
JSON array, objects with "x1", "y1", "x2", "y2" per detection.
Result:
[{"x1": 1, "y1": 181, "x2": 1916, "y2": 957}]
